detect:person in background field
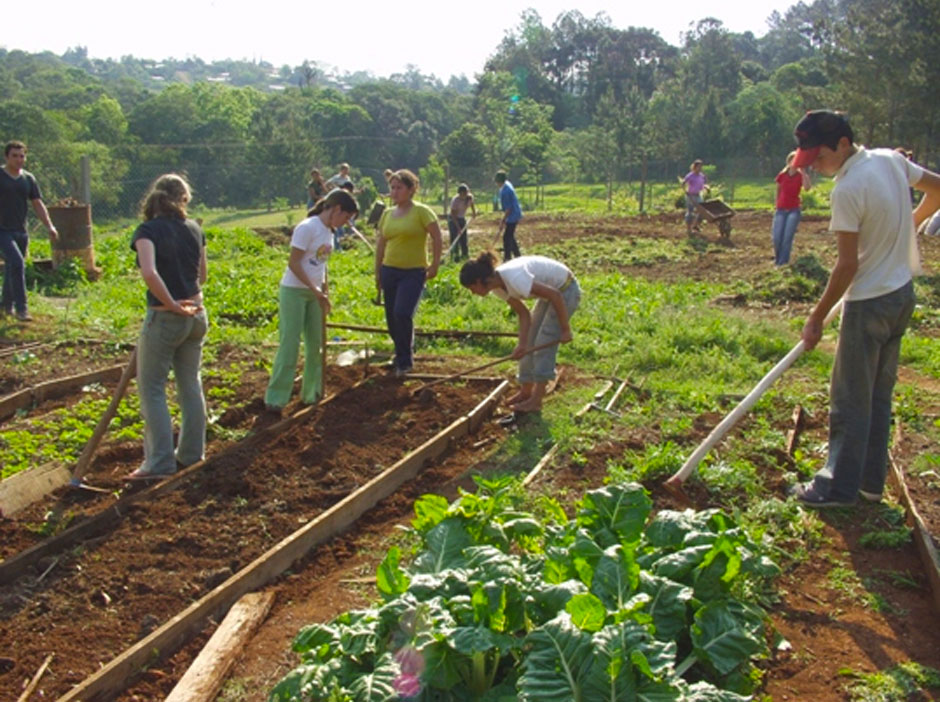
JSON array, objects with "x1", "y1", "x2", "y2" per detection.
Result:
[
  {"x1": 495, "y1": 170, "x2": 522, "y2": 261},
  {"x1": 306, "y1": 168, "x2": 327, "y2": 210},
  {"x1": 448, "y1": 183, "x2": 476, "y2": 262},
  {"x1": 329, "y1": 181, "x2": 357, "y2": 249},
  {"x1": 772, "y1": 151, "x2": 812, "y2": 265},
  {"x1": 459, "y1": 252, "x2": 580, "y2": 414},
  {"x1": 264, "y1": 189, "x2": 358, "y2": 415},
  {"x1": 0, "y1": 140, "x2": 58, "y2": 322},
  {"x1": 128, "y1": 174, "x2": 208, "y2": 479},
  {"x1": 681, "y1": 159, "x2": 707, "y2": 235},
  {"x1": 374, "y1": 169, "x2": 443, "y2": 376},
  {"x1": 786, "y1": 109, "x2": 940, "y2": 507},
  {"x1": 326, "y1": 162, "x2": 354, "y2": 190}
]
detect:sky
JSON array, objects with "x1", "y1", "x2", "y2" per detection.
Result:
[{"x1": 3, "y1": 0, "x2": 800, "y2": 80}]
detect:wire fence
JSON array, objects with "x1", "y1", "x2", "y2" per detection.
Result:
[{"x1": 19, "y1": 142, "x2": 797, "y2": 231}]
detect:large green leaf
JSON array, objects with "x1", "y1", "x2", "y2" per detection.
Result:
[
  {"x1": 412, "y1": 493, "x2": 450, "y2": 533},
  {"x1": 643, "y1": 510, "x2": 702, "y2": 550},
  {"x1": 651, "y1": 545, "x2": 712, "y2": 583},
  {"x1": 413, "y1": 518, "x2": 473, "y2": 573},
  {"x1": 292, "y1": 622, "x2": 338, "y2": 657},
  {"x1": 420, "y1": 639, "x2": 465, "y2": 691},
  {"x1": 518, "y1": 613, "x2": 594, "y2": 701},
  {"x1": 566, "y1": 592, "x2": 607, "y2": 632},
  {"x1": 578, "y1": 483, "x2": 652, "y2": 547},
  {"x1": 376, "y1": 545, "x2": 410, "y2": 600},
  {"x1": 690, "y1": 600, "x2": 767, "y2": 675},
  {"x1": 638, "y1": 572, "x2": 693, "y2": 642},
  {"x1": 347, "y1": 651, "x2": 399, "y2": 701},
  {"x1": 584, "y1": 621, "x2": 678, "y2": 701},
  {"x1": 526, "y1": 579, "x2": 587, "y2": 625},
  {"x1": 591, "y1": 545, "x2": 641, "y2": 611}
]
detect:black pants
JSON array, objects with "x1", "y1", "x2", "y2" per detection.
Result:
[
  {"x1": 503, "y1": 222, "x2": 521, "y2": 261},
  {"x1": 448, "y1": 216, "x2": 468, "y2": 260}
]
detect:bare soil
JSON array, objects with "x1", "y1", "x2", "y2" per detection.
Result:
[{"x1": 2, "y1": 209, "x2": 939, "y2": 702}]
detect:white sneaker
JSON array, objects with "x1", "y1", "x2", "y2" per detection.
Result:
[{"x1": 858, "y1": 489, "x2": 883, "y2": 503}]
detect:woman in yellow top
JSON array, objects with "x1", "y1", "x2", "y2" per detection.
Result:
[{"x1": 374, "y1": 169, "x2": 443, "y2": 375}]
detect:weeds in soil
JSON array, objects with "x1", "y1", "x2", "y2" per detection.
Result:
[
  {"x1": 872, "y1": 568, "x2": 921, "y2": 590},
  {"x1": 841, "y1": 661, "x2": 940, "y2": 702},
  {"x1": 859, "y1": 504, "x2": 912, "y2": 550}
]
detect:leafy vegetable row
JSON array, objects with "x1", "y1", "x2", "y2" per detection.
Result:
[{"x1": 271, "y1": 478, "x2": 781, "y2": 701}]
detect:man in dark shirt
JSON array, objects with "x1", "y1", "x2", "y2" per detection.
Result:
[{"x1": 0, "y1": 141, "x2": 58, "y2": 321}]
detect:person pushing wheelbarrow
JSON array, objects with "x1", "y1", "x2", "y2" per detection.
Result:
[{"x1": 460, "y1": 252, "x2": 580, "y2": 413}]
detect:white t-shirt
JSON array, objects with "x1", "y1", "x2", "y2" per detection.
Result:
[
  {"x1": 830, "y1": 147, "x2": 923, "y2": 301},
  {"x1": 493, "y1": 255, "x2": 571, "y2": 301},
  {"x1": 280, "y1": 215, "x2": 333, "y2": 289}
]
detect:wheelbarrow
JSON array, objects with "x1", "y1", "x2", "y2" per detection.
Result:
[{"x1": 695, "y1": 199, "x2": 735, "y2": 240}]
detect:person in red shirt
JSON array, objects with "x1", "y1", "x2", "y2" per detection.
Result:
[{"x1": 772, "y1": 151, "x2": 812, "y2": 265}]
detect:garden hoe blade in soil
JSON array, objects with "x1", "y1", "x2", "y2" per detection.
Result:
[{"x1": 664, "y1": 300, "x2": 843, "y2": 503}]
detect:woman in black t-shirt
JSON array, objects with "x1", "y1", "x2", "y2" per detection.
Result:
[{"x1": 128, "y1": 173, "x2": 208, "y2": 479}]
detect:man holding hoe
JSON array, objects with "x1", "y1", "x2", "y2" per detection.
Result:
[{"x1": 788, "y1": 110, "x2": 940, "y2": 507}]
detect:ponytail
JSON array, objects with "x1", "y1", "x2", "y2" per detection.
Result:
[
  {"x1": 309, "y1": 188, "x2": 359, "y2": 217},
  {"x1": 459, "y1": 251, "x2": 498, "y2": 287},
  {"x1": 140, "y1": 173, "x2": 192, "y2": 221}
]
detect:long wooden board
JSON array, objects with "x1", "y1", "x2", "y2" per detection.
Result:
[
  {"x1": 56, "y1": 380, "x2": 507, "y2": 702},
  {"x1": 888, "y1": 452, "x2": 940, "y2": 614},
  {"x1": 0, "y1": 364, "x2": 125, "y2": 421},
  {"x1": 164, "y1": 592, "x2": 276, "y2": 702},
  {"x1": 0, "y1": 462, "x2": 72, "y2": 518}
]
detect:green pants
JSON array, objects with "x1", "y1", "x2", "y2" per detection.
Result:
[{"x1": 265, "y1": 285, "x2": 325, "y2": 408}]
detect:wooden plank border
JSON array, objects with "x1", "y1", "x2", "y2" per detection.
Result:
[
  {"x1": 57, "y1": 380, "x2": 508, "y2": 702},
  {"x1": 888, "y1": 451, "x2": 940, "y2": 614},
  {"x1": 0, "y1": 364, "x2": 125, "y2": 422}
]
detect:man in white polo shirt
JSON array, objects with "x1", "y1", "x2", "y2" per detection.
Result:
[{"x1": 789, "y1": 110, "x2": 940, "y2": 507}]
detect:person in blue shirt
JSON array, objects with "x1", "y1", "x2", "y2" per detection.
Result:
[{"x1": 495, "y1": 170, "x2": 522, "y2": 261}]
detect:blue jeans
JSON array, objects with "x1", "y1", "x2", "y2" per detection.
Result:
[
  {"x1": 772, "y1": 208, "x2": 801, "y2": 265},
  {"x1": 519, "y1": 279, "x2": 581, "y2": 383},
  {"x1": 0, "y1": 229, "x2": 28, "y2": 314},
  {"x1": 137, "y1": 308, "x2": 208, "y2": 474},
  {"x1": 265, "y1": 285, "x2": 324, "y2": 408},
  {"x1": 811, "y1": 281, "x2": 915, "y2": 501},
  {"x1": 380, "y1": 266, "x2": 426, "y2": 371}
]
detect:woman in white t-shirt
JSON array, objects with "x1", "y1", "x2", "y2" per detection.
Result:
[
  {"x1": 264, "y1": 189, "x2": 358, "y2": 414},
  {"x1": 459, "y1": 251, "x2": 580, "y2": 413}
]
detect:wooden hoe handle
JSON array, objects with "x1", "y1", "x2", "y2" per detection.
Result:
[{"x1": 413, "y1": 340, "x2": 558, "y2": 394}]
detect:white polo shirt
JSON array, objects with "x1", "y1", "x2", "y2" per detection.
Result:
[{"x1": 830, "y1": 147, "x2": 923, "y2": 301}]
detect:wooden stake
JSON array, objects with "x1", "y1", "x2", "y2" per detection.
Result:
[
  {"x1": 70, "y1": 347, "x2": 138, "y2": 485},
  {"x1": 17, "y1": 653, "x2": 53, "y2": 702}
]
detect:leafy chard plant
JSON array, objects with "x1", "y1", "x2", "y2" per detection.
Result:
[{"x1": 270, "y1": 478, "x2": 780, "y2": 702}]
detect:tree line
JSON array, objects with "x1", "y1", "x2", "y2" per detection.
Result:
[{"x1": 0, "y1": 0, "x2": 935, "y2": 217}]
